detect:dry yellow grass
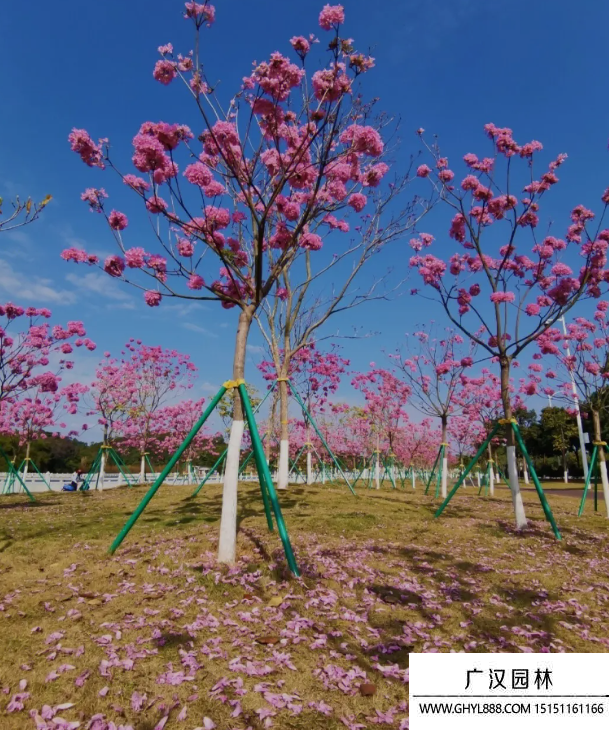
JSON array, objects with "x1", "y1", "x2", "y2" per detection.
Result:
[{"x1": 0, "y1": 478, "x2": 607, "y2": 729}]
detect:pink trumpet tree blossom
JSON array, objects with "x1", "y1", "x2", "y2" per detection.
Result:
[
  {"x1": 393, "y1": 417, "x2": 443, "y2": 470},
  {"x1": 65, "y1": 1, "x2": 404, "y2": 565},
  {"x1": 457, "y1": 369, "x2": 525, "y2": 493},
  {"x1": 85, "y1": 352, "x2": 140, "y2": 486},
  {"x1": 390, "y1": 325, "x2": 477, "y2": 497},
  {"x1": 0, "y1": 303, "x2": 94, "y2": 404},
  {"x1": 537, "y1": 303, "x2": 609, "y2": 513},
  {"x1": 0, "y1": 381, "x2": 88, "y2": 476},
  {"x1": 257, "y1": 344, "x2": 349, "y2": 487},
  {"x1": 351, "y1": 368, "x2": 410, "y2": 488},
  {"x1": 153, "y1": 398, "x2": 220, "y2": 481},
  {"x1": 115, "y1": 341, "x2": 197, "y2": 482},
  {"x1": 411, "y1": 123, "x2": 609, "y2": 529}
]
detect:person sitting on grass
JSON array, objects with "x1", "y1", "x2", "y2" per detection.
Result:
[{"x1": 62, "y1": 469, "x2": 83, "y2": 492}]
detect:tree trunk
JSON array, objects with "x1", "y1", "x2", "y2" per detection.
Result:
[
  {"x1": 440, "y1": 415, "x2": 448, "y2": 498},
  {"x1": 218, "y1": 306, "x2": 254, "y2": 564},
  {"x1": 277, "y1": 377, "x2": 290, "y2": 491},
  {"x1": 411, "y1": 464, "x2": 416, "y2": 489},
  {"x1": 306, "y1": 425, "x2": 313, "y2": 485},
  {"x1": 500, "y1": 357, "x2": 527, "y2": 528},
  {"x1": 523, "y1": 458, "x2": 530, "y2": 485},
  {"x1": 562, "y1": 447, "x2": 568, "y2": 484},
  {"x1": 99, "y1": 426, "x2": 108, "y2": 490},
  {"x1": 375, "y1": 432, "x2": 380, "y2": 489},
  {"x1": 265, "y1": 389, "x2": 278, "y2": 465},
  {"x1": 140, "y1": 453, "x2": 146, "y2": 483},
  {"x1": 23, "y1": 441, "x2": 30, "y2": 481},
  {"x1": 592, "y1": 409, "x2": 609, "y2": 518},
  {"x1": 487, "y1": 444, "x2": 495, "y2": 496}
]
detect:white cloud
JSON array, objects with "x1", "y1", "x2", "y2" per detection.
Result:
[
  {"x1": 182, "y1": 322, "x2": 218, "y2": 338},
  {"x1": 163, "y1": 300, "x2": 209, "y2": 318},
  {"x1": 246, "y1": 344, "x2": 265, "y2": 355},
  {"x1": 65, "y1": 272, "x2": 134, "y2": 303},
  {"x1": 0, "y1": 258, "x2": 76, "y2": 304}
]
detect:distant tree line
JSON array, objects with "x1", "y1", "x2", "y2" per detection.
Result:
[{"x1": 0, "y1": 433, "x2": 227, "y2": 474}]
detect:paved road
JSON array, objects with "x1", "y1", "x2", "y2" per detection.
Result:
[{"x1": 496, "y1": 485, "x2": 605, "y2": 501}]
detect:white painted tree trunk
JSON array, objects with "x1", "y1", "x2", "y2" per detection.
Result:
[
  {"x1": 506, "y1": 444, "x2": 527, "y2": 528},
  {"x1": 375, "y1": 433, "x2": 380, "y2": 489},
  {"x1": 140, "y1": 454, "x2": 146, "y2": 483},
  {"x1": 523, "y1": 460, "x2": 530, "y2": 484},
  {"x1": 441, "y1": 456, "x2": 448, "y2": 499},
  {"x1": 599, "y1": 460, "x2": 609, "y2": 518},
  {"x1": 476, "y1": 472, "x2": 481, "y2": 488},
  {"x1": 306, "y1": 450, "x2": 313, "y2": 485},
  {"x1": 411, "y1": 469, "x2": 416, "y2": 489},
  {"x1": 99, "y1": 450, "x2": 106, "y2": 490},
  {"x1": 277, "y1": 440, "x2": 289, "y2": 490},
  {"x1": 489, "y1": 466, "x2": 495, "y2": 496},
  {"x1": 218, "y1": 419, "x2": 245, "y2": 564},
  {"x1": 564, "y1": 469, "x2": 569, "y2": 484}
]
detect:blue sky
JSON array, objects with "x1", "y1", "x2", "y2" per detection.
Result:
[{"x1": 1, "y1": 0, "x2": 608, "y2": 437}]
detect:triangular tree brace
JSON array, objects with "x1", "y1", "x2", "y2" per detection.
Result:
[
  {"x1": 435, "y1": 420, "x2": 561, "y2": 540},
  {"x1": 109, "y1": 381, "x2": 300, "y2": 576}
]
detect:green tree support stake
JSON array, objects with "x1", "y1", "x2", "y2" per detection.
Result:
[
  {"x1": 26, "y1": 458, "x2": 52, "y2": 491},
  {"x1": 435, "y1": 423, "x2": 500, "y2": 519},
  {"x1": 109, "y1": 384, "x2": 227, "y2": 554},
  {"x1": 289, "y1": 444, "x2": 307, "y2": 477},
  {"x1": 424, "y1": 447, "x2": 442, "y2": 496},
  {"x1": 511, "y1": 421, "x2": 561, "y2": 540},
  {"x1": 192, "y1": 449, "x2": 227, "y2": 496},
  {"x1": 0, "y1": 446, "x2": 35, "y2": 502},
  {"x1": 192, "y1": 381, "x2": 276, "y2": 497},
  {"x1": 81, "y1": 450, "x2": 102, "y2": 492},
  {"x1": 288, "y1": 380, "x2": 355, "y2": 496},
  {"x1": 351, "y1": 457, "x2": 369, "y2": 489},
  {"x1": 382, "y1": 454, "x2": 397, "y2": 490},
  {"x1": 110, "y1": 448, "x2": 136, "y2": 487},
  {"x1": 434, "y1": 444, "x2": 445, "y2": 498},
  {"x1": 578, "y1": 444, "x2": 598, "y2": 517},
  {"x1": 238, "y1": 383, "x2": 299, "y2": 575},
  {"x1": 594, "y1": 462, "x2": 599, "y2": 512},
  {"x1": 144, "y1": 453, "x2": 156, "y2": 480}
]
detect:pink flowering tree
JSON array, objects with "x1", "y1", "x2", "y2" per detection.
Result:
[
  {"x1": 351, "y1": 367, "x2": 410, "y2": 488},
  {"x1": 410, "y1": 123, "x2": 609, "y2": 528},
  {"x1": 115, "y1": 340, "x2": 197, "y2": 482},
  {"x1": 537, "y1": 303, "x2": 609, "y2": 513},
  {"x1": 458, "y1": 369, "x2": 526, "y2": 493},
  {"x1": 85, "y1": 352, "x2": 139, "y2": 486},
  {"x1": 0, "y1": 192, "x2": 52, "y2": 235},
  {"x1": 0, "y1": 303, "x2": 95, "y2": 404},
  {"x1": 304, "y1": 403, "x2": 368, "y2": 472},
  {"x1": 395, "y1": 418, "x2": 443, "y2": 468},
  {"x1": 257, "y1": 343, "x2": 349, "y2": 487},
  {"x1": 448, "y1": 415, "x2": 485, "y2": 467},
  {"x1": 0, "y1": 381, "x2": 88, "y2": 480},
  {"x1": 390, "y1": 326, "x2": 477, "y2": 497},
  {"x1": 154, "y1": 398, "x2": 220, "y2": 481},
  {"x1": 64, "y1": 3, "x2": 412, "y2": 563}
]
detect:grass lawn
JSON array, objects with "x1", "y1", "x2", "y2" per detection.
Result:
[{"x1": 0, "y1": 478, "x2": 608, "y2": 729}]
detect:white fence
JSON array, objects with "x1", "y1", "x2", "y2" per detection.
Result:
[{"x1": 0, "y1": 466, "x2": 480, "y2": 495}]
